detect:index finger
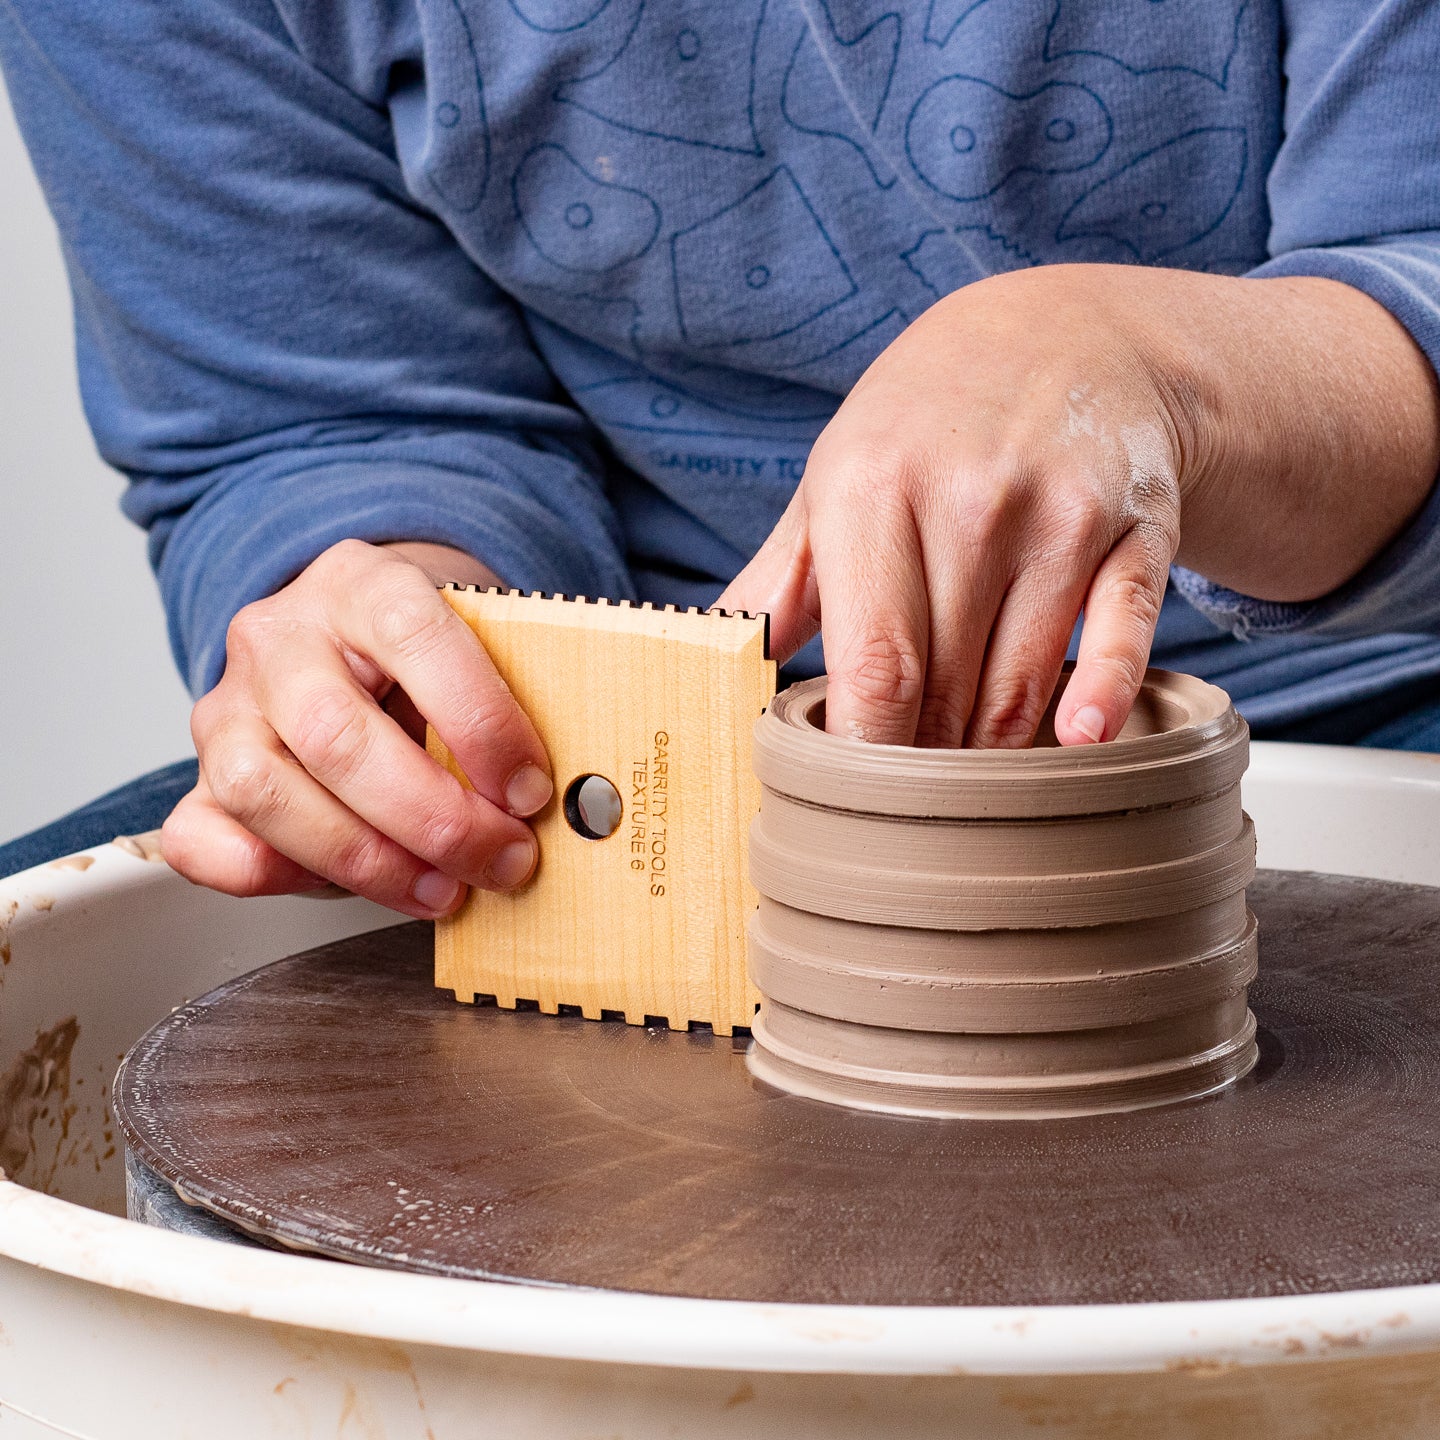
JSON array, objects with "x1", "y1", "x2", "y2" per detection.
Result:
[
  {"x1": 814, "y1": 489, "x2": 931, "y2": 745},
  {"x1": 328, "y1": 556, "x2": 553, "y2": 818}
]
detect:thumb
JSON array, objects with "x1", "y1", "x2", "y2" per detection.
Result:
[{"x1": 716, "y1": 492, "x2": 820, "y2": 666}]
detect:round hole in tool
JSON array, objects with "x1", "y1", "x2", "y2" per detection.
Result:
[{"x1": 563, "y1": 774, "x2": 623, "y2": 840}]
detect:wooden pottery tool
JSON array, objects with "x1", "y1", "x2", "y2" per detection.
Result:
[{"x1": 427, "y1": 587, "x2": 775, "y2": 1035}]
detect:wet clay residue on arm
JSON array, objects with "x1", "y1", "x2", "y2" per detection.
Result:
[{"x1": 0, "y1": 1017, "x2": 80, "y2": 1180}]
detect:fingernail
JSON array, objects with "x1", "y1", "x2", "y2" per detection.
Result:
[
  {"x1": 505, "y1": 763, "x2": 553, "y2": 817},
  {"x1": 1070, "y1": 704, "x2": 1107, "y2": 744},
  {"x1": 413, "y1": 868, "x2": 462, "y2": 914},
  {"x1": 488, "y1": 837, "x2": 537, "y2": 890}
]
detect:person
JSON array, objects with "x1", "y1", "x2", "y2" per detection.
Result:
[{"x1": 1, "y1": 1, "x2": 1438, "y2": 909}]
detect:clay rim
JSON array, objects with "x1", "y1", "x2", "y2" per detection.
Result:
[
  {"x1": 746, "y1": 911, "x2": 1260, "y2": 1033},
  {"x1": 753, "y1": 669, "x2": 1249, "y2": 818},
  {"x1": 746, "y1": 1012, "x2": 1260, "y2": 1122},
  {"x1": 748, "y1": 816, "x2": 1257, "y2": 928}
]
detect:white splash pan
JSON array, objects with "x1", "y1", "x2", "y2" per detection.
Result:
[{"x1": 2, "y1": 741, "x2": 1439, "y2": 1439}]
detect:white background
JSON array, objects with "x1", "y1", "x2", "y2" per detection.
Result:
[{"x1": 0, "y1": 77, "x2": 193, "y2": 847}]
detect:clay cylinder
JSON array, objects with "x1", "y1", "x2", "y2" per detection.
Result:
[{"x1": 746, "y1": 670, "x2": 1258, "y2": 1119}]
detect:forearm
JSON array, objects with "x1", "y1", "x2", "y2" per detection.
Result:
[{"x1": 1136, "y1": 270, "x2": 1440, "y2": 603}]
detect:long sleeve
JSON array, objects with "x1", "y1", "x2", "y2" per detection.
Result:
[
  {"x1": 0, "y1": 0, "x2": 633, "y2": 695},
  {"x1": 1169, "y1": 0, "x2": 1440, "y2": 641}
]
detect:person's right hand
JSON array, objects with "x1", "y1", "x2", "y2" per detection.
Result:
[{"x1": 161, "y1": 539, "x2": 552, "y2": 918}]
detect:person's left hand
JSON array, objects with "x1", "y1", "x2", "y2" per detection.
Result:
[
  {"x1": 719, "y1": 263, "x2": 1440, "y2": 748},
  {"x1": 720, "y1": 263, "x2": 1186, "y2": 748}
]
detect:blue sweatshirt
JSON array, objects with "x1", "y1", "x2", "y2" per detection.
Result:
[{"x1": 3, "y1": 0, "x2": 1440, "y2": 731}]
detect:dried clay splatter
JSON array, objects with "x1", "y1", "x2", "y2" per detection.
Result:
[
  {"x1": 0, "y1": 1017, "x2": 80, "y2": 1181},
  {"x1": 48, "y1": 854, "x2": 95, "y2": 873},
  {"x1": 112, "y1": 831, "x2": 165, "y2": 863},
  {"x1": 0, "y1": 898, "x2": 16, "y2": 966}
]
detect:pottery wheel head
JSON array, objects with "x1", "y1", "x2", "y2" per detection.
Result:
[{"x1": 113, "y1": 872, "x2": 1440, "y2": 1306}]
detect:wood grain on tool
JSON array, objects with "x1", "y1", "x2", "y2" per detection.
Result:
[
  {"x1": 429, "y1": 587, "x2": 775, "y2": 1034},
  {"x1": 116, "y1": 872, "x2": 1440, "y2": 1307}
]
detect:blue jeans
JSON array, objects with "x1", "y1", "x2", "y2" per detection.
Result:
[
  {"x1": 1350, "y1": 694, "x2": 1440, "y2": 751},
  {"x1": 5, "y1": 690, "x2": 1440, "y2": 881},
  {"x1": 0, "y1": 759, "x2": 199, "y2": 880}
]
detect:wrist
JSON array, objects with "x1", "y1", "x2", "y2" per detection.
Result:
[
  {"x1": 381, "y1": 541, "x2": 502, "y2": 589},
  {"x1": 1152, "y1": 273, "x2": 1440, "y2": 601}
]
